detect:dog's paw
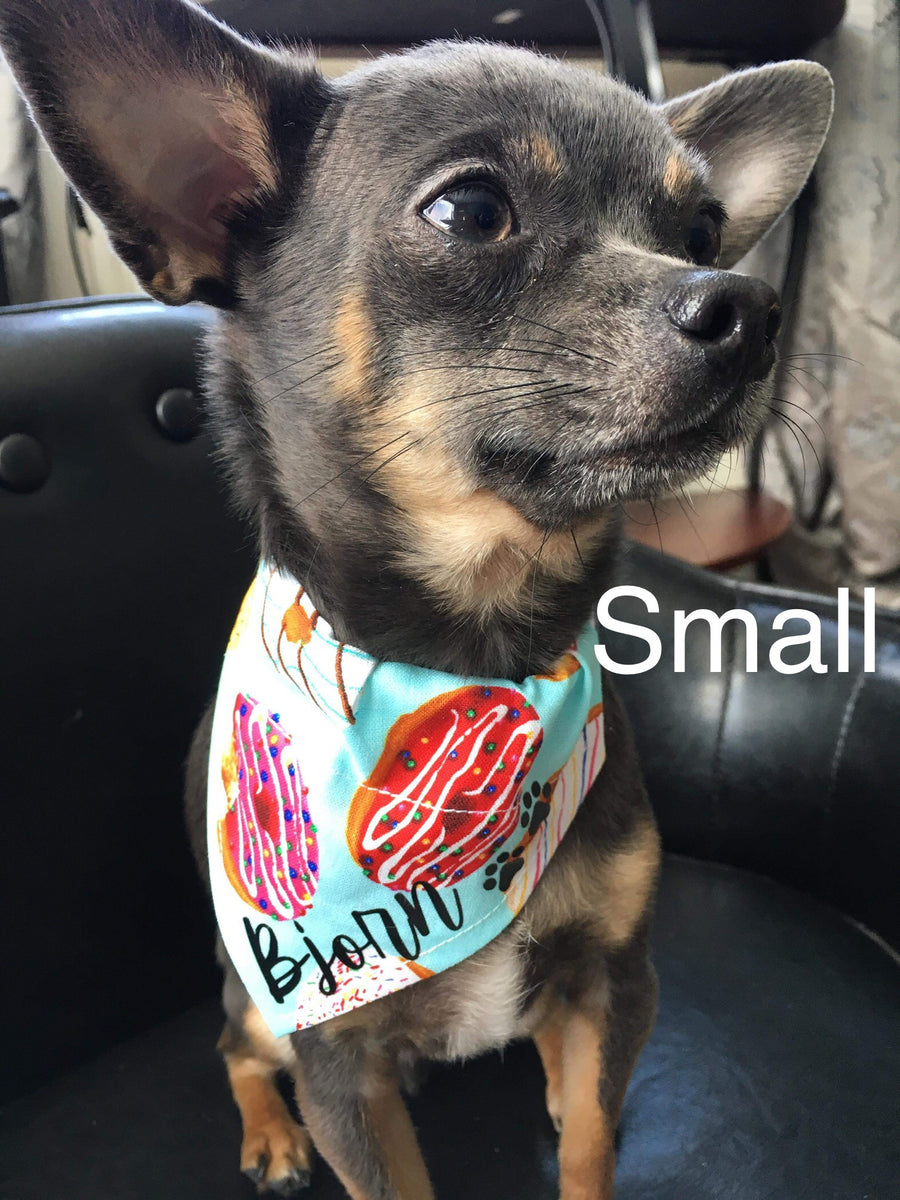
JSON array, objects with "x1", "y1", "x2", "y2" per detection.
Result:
[{"x1": 241, "y1": 1116, "x2": 314, "y2": 1195}]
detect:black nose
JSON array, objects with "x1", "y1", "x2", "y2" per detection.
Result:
[{"x1": 662, "y1": 271, "x2": 781, "y2": 376}]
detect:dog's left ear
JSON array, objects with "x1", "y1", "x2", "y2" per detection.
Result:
[
  {"x1": 661, "y1": 62, "x2": 834, "y2": 268},
  {"x1": 0, "y1": 0, "x2": 333, "y2": 305}
]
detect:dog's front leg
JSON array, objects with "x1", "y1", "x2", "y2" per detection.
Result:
[
  {"x1": 534, "y1": 937, "x2": 657, "y2": 1200},
  {"x1": 218, "y1": 1013, "x2": 314, "y2": 1193},
  {"x1": 292, "y1": 1028, "x2": 435, "y2": 1200},
  {"x1": 535, "y1": 1003, "x2": 617, "y2": 1200}
]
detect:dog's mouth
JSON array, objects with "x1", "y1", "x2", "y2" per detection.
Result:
[
  {"x1": 472, "y1": 386, "x2": 758, "y2": 518},
  {"x1": 580, "y1": 388, "x2": 749, "y2": 470}
]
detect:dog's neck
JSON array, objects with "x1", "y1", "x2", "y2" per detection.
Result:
[
  {"x1": 256, "y1": 494, "x2": 617, "y2": 682},
  {"x1": 212, "y1": 357, "x2": 616, "y2": 680}
]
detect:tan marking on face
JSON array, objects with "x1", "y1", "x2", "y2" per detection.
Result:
[
  {"x1": 332, "y1": 291, "x2": 374, "y2": 402},
  {"x1": 362, "y1": 383, "x2": 607, "y2": 615},
  {"x1": 663, "y1": 152, "x2": 695, "y2": 197},
  {"x1": 398, "y1": 480, "x2": 607, "y2": 618},
  {"x1": 520, "y1": 132, "x2": 564, "y2": 177}
]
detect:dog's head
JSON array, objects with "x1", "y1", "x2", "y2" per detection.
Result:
[{"x1": 0, "y1": 0, "x2": 832, "y2": 658}]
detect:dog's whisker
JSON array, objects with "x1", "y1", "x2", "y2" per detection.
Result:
[
  {"x1": 768, "y1": 401, "x2": 823, "y2": 468},
  {"x1": 767, "y1": 403, "x2": 824, "y2": 497},
  {"x1": 418, "y1": 385, "x2": 582, "y2": 447},
  {"x1": 785, "y1": 351, "x2": 861, "y2": 365},
  {"x1": 674, "y1": 490, "x2": 710, "y2": 559},
  {"x1": 513, "y1": 313, "x2": 587, "y2": 344},
  {"x1": 401, "y1": 363, "x2": 548, "y2": 379},
  {"x1": 570, "y1": 528, "x2": 586, "y2": 569},
  {"x1": 294, "y1": 429, "x2": 418, "y2": 508},
  {"x1": 431, "y1": 383, "x2": 591, "y2": 433},
  {"x1": 647, "y1": 497, "x2": 665, "y2": 555},
  {"x1": 432, "y1": 386, "x2": 592, "y2": 460},
  {"x1": 249, "y1": 345, "x2": 334, "y2": 388},
  {"x1": 521, "y1": 414, "x2": 579, "y2": 486},
  {"x1": 526, "y1": 528, "x2": 552, "y2": 669},
  {"x1": 302, "y1": 437, "x2": 427, "y2": 580},
  {"x1": 355, "y1": 437, "x2": 426, "y2": 492},
  {"x1": 775, "y1": 386, "x2": 828, "y2": 442},
  {"x1": 772, "y1": 412, "x2": 810, "y2": 497},
  {"x1": 371, "y1": 379, "x2": 563, "y2": 429},
  {"x1": 511, "y1": 329, "x2": 598, "y2": 362},
  {"x1": 256, "y1": 359, "x2": 341, "y2": 408},
  {"x1": 783, "y1": 362, "x2": 829, "y2": 394},
  {"x1": 390, "y1": 343, "x2": 576, "y2": 362}
]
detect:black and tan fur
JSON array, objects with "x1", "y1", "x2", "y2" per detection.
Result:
[{"x1": 0, "y1": 2, "x2": 833, "y2": 1196}]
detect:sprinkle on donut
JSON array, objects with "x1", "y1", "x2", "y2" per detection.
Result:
[
  {"x1": 346, "y1": 685, "x2": 543, "y2": 890},
  {"x1": 219, "y1": 694, "x2": 319, "y2": 919}
]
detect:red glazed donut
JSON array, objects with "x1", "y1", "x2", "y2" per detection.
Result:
[{"x1": 347, "y1": 685, "x2": 543, "y2": 890}]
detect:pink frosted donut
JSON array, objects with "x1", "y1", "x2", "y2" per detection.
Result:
[{"x1": 219, "y1": 694, "x2": 319, "y2": 920}]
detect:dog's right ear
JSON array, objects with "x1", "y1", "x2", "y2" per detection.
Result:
[{"x1": 0, "y1": 0, "x2": 332, "y2": 306}]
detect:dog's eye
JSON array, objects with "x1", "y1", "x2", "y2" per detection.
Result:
[
  {"x1": 421, "y1": 182, "x2": 514, "y2": 242},
  {"x1": 684, "y1": 210, "x2": 722, "y2": 267}
]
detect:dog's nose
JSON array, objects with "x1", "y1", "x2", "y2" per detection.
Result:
[{"x1": 662, "y1": 271, "x2": 781, "y2": 377}]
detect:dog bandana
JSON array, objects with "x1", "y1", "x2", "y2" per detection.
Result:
[{"x1": 207, "y1": 564, "x2": 606, "y2": 1037}]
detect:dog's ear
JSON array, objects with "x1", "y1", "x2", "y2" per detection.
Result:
[
  {"x1": 0, "y1": 0, "x2": 332, "y2": 305},
  {"x1": 661, "y1": 62, "x2": 833, "y2": 269}
]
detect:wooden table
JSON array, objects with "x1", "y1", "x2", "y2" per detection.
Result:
[{"x1": 622, "y1": 488, "x2": 792, "y2": 571}]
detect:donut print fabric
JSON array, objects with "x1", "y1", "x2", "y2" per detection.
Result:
[
  {"x1": 346, "y1": 685, "x2": 543, "y2": 890},
  {"x1": 218, "y1": 694, "x2": 319, "y2": 920},
  {"x1": 293, "y1": 956, "x2": 435, "y2": 1026},
  {"x1": 501, "y1": 700, "x2": 606, "y2": 915},
  {"x1": 207, "y1": 564, "x2": 606, "y2": 1037}
]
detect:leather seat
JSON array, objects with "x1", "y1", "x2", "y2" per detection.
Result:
[
  {"x1": 1, "y1": 300, "x2": 897, "y2": 1199},
  {"x1": 3, "y1": 858, "x2": 897, "y2": 1199}
]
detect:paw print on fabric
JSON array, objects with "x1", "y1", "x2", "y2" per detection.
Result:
[{"x1": 483, "y1": 779, "x2": 553, "y2": 892}]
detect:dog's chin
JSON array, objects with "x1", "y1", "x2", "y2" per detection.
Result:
[{"x1": 473, "y1": 383, "x2": 768, "y2": 530}]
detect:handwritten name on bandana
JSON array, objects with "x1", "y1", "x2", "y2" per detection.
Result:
[{"x1": 207, "y1": 564, "x2": 606, "y2": 1036}]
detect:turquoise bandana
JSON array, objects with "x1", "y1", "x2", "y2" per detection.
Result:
[{"x1": 207, "y1": 564, "x2": 606, "y2": 1036}]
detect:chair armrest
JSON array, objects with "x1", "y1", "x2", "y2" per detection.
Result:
[{"x1": 606, "y1": 543, "x2": 900, "y2": 950}]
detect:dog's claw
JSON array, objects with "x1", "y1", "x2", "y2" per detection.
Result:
[
  {"x1": 242, "y1": 1153, "x2": 269, "y2": 1186},
  {"x1": 270, "y1": 1168, "x2": 312, "y2": 1195}
]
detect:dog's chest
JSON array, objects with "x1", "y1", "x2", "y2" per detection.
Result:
[{"x1": 429, "y1": 932, "x2": 529, "y2": 1061}]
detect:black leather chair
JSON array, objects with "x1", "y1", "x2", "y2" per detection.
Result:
[
  {"x1": 1, "y1": 299, "x2": 897, "y2": 1200},
  {"x1": 210, "y1": 1, "x2": 847, "y2": 68}
]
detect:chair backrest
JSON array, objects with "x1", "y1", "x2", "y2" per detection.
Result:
[
  {"x1": 209, "y1": 0, "x2": 846, "y2": 66},
  {"x1": 0, "y1": 298, "x2": 256, "y2": 1100}
]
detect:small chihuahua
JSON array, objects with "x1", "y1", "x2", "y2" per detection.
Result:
[{"x1": 0, "y1": 1, "x2": 832, "y2": 1196}]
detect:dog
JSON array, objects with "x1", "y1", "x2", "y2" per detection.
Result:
[{"x1": 0, "y1": 2, "x2": 833, "y2": 1196}]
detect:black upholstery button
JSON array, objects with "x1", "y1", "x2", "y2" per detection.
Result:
[
  {"x1": 0, "y1": 433, "x2": 49, "y2": 493},
  {"x1": 155, "y1": 388, "x2": 201, "y2": 442}
]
